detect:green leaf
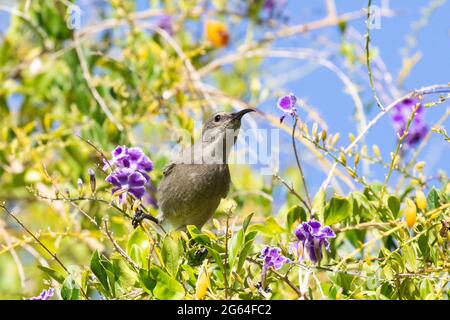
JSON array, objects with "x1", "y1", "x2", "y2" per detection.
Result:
[
  {"x1": 149, "y1": 266, "x2": 185, "y2": 300},
  {"x1": 324, "y1": 196, "x2": 352, "y2": 225},
  {"x1": 312, "y1": 189, "x2": 326, "y2": 223},
  {"x1": 38, "y1": 266, "x2": 65, "y2": 284},
  {"x1": 387, "y1": 195, "x2": 400, "y2": 218},
  {"x1": 286, "y1": 205, "x2": 306, "y2": 231},
  {"x1": 90, "y1": 250, "x2": 110, "y2": 293},
  {"x1": 403, "y1": 245, "x2": 417, "y2": 272},
  {"x1": 127, "y1": 227, "x2": 150, "y2": 268},
  {"x1": 162, "y1": 234, "x2": 181, "y2": 277},
  {"x1": 229, "y1": 228, "x2": 245, "y2": 269},
  {"x1": 186, "y1": 225, "x2": 210, "y2": 246},
  {"x1": 248, "y1": 217, "x2": 284, "y2": 236},
  {"x1": 138, "y1": 269, "x2": 156, "y2": 295},
  {"x1": 61, "y1": 276, "x2": 80, "y2": 300},
  {"x1": 426, "y1": 188, "x2": 440, "y2": 211},
  {"x1": 351, "y1": 192, "x2": 373, "y2": 220},
  {"x1": 242, "y1": 212, "x2": 254, "y2": 232},
  {"x1": 205, "y1": 246, "x2": 225, "y2": 274},
  {"x1": 236, "y1": 238, "x2": 256, "y2": 274},
  {"x1": 181, "y1": 264, "x2": 197, "y2": 287},
  {"x1": 106, "y1": 269, "x2": 117, "y2": 297}
]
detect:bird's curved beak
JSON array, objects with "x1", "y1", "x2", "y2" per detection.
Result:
[{"x1": 232, "y1": 108, "x2": 255, "y2": 120}]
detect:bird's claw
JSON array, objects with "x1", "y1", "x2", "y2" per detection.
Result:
[{"x1": 132, "y1": 209, "x2": 159, "y2": 229}]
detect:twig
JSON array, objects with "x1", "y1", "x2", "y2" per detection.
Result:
[
  {"x1": 292, "y1": 117, "x2": 312, "y2": 207},
  {"x1": 396, "y1": 107, "x2": 450, "y2": 191},
  {"x1": 382, "y1": 102, "x2": 420, "y2": 196},
  {"x1": 320, "y1": 84, "x2": 450, "y2": 190},
  {"x1": 103, "y1": 219, "x2": 139, "y2": 271},
  {"x1": 365, "y1": 0, "x2": 385, "y2": 111},
  {"x1": 73, "y1": 32, "x2": 124, "y2": 132},
  {"x1": 335, "y1": 201, "x2": 450, "y2": 269},
  {"x1": 274, "y1": 174, "x2": 311, "y2": 213},
  {"x1": 1, "y1": 203, "x2": 90, "y2": 300},
  {"x1": 246, "y1": 257, "x2": 303, "y2": 298}
]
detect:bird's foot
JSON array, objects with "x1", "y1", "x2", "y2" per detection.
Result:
[{"x1": 132, "y1": 209, "x2": 159, "y2": 229}]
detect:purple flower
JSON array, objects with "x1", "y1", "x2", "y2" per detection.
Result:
[
  {"x1": 277, "y1": 93, "x2": 297, "y2": 123},
  {"x1": 391, "y1": 98, "x2": 428, "y2": 147},
  {"x1": 260, "y1": 246, "x2": 290, "y2": 270},
  {"x1": 29, "y1": 288, "x2": 54, "y2": 300},
  {"x1": 107, "y1": 146, "x2": 153, "y2": 173},
  {"x1": 105, "y1": 168, "x2": 147, "y2": 202},
  {"x1": 294, "y1": 220, "x2": 335, "y2": 263},
  {"x1": 157, "y1": 15, "x2": 173, "y2": 35}
]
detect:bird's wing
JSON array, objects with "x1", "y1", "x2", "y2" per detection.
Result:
[{"x1": 162, "y1": 162, "x2": 176, "y2": 177}]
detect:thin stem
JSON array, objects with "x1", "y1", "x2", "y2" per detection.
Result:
[
  {"x1": 274, "y1": 174, "x2": 311, "y2": 213},
  {"x1": 292, "y1": 117, "x2": 312, "y2": 207},
  {"x1": 104, "y1": 219, "x2": 139, "y2": 271},
  {"x1": 365, "y1": 0, "x2": 385, "y2": 111},
  {"x1": 320, "y1": 84, "x2": 450, "y2": 190},
  {"x1": 223, "y1": 210, "x2": 231, "y2": 299},
  {"x1": 382, "y1": 102, "x2": 420, "y2": 196},
  {"x1": 1, "y1": 204, "x2": 90, "y2": 300}
]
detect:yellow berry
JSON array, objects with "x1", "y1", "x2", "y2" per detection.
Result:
[
  {"x1": 415, "y1": 190, "x2": 427, "y2": 211},
  {"x1": 195, "y1": 270, "x2": 209, "y2": 300},
  {"x1": 405, "y1": 198, "x2": 417, "y2": 229}
]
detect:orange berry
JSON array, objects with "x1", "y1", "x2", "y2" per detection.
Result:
[
  {"x1": 205, "y1": 20, "x2": 229, "y2": 48},
  {"x1": 405, "y1": 198, "x2": 417, "y2": 229}
]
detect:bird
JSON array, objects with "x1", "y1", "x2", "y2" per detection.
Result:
[{"x1": 156, "y1": 109, "x2": 255, "y2": 231}]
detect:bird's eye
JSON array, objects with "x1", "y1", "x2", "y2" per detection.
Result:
[{"x1": 214, "y1": 115, "x2": 221, "y2": 122}]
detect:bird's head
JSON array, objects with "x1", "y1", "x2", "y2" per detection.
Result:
[
  {"x1": 200, "y1": 109, "x2": 255, "y2": 162},
  {"x1": 202, "y1": 109, "x2": 255, "y2": 139}
]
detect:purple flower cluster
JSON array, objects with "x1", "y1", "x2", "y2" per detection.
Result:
[
  {"x1": 260, "y1": 246, "x2": 290, "y2": 270},
  {"x1": 277, "y1": 93, "x2": 297, "y2": 123},
  {"x1": 105, "y1": 146, "x2": 156, "y2": 206},
  {"x1": 30, "y1": 288, "x2": 54, "y2": 300},
  {"x1": 391, "y1": 98, "x2": 428, "y2": 147},
  {"x1": 294, "y1": 220, "x2": 335, "y2": 263}
]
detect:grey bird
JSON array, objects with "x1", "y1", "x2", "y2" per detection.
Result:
[{"x1": 156, "y1": 109, "x2": 255, "y2": 231}]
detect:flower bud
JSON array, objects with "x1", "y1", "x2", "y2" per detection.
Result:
[
  {"x1": 405, "y1": 198, "x2": 417, "y2": 229},
  {"x1": 354, "y1": 153, "x2": 360, "y2": 168},
  {"x1": 320, "y1": 130, "x2": 327, "y2": 142},
  {"x1": 414, "y1": 161, "x2": 425, "y2": 171},
  {"x1": 311, "y1": 123, "x2": 318, "y2": 139},
  {"x1": 415, "y1": 190, "x2": 427, "y2": 211},
  {"x1": 372, "y1": 145, "x2": 381, "y2": 159},
  {"x1": 361, "y1": 145, "x2": 367, "y2": 156},
  {"x1": 88, "y1": 168, "x2": 96, "y2": 194},
  {"x1": 339, "y1": 152, "x2": 347, "y2": 166},
  {"x1": 331, "y1": 133, "x2": 340, "y2": 146},
  {"x1": 301, "y1": 122, "x2": 308, "y2": 135},
  {"x1": 348, "y1": 133, "x2": 355, "y2": 142},
  {"x1": 392, "y1": 154, "x2": 400, "y2": 167},
  {"x1": 77, "y1": 178, "x2": 83, "y2": 189}
]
